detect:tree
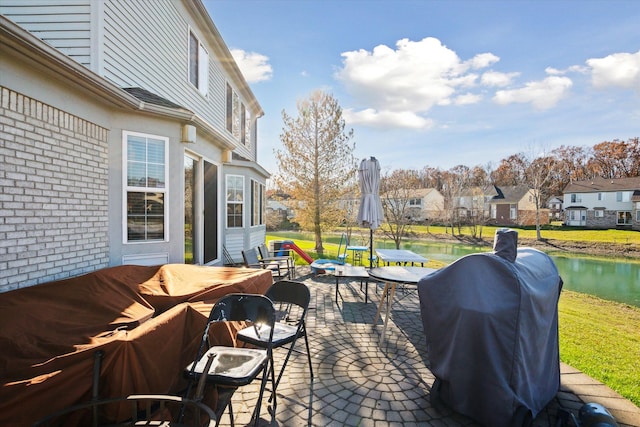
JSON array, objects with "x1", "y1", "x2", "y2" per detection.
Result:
[
  {"x1": 379, "y1": 169, "x2": 420, "y2": 249},
  {"x1": 273, "y1": 90, "x2": 356, "y2": 256}
]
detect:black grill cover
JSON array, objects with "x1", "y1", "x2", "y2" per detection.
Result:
[{"x1": 418, "y1": 230, "x2": 562, "y2": 427}]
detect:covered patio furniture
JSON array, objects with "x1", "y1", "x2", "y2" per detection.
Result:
[{"x1": 417, "y1": 229, "x2": 563, "y2": 427}]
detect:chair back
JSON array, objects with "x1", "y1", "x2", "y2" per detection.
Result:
[
  {"x1": 266, "y1": 280, "x2": 311, "y2": 314},
  {"x1": 208, "y1": 293, "x2": 276, "y2": 328},
  {"x1": 242, "y1": 248, "x2": 261, "y2": 266},
  {"x1": 337, "y1": 233, "x2": 348, "y2": 264},
  {"x1": 258, "y1": 243, "x2": 270, "y2": 259}
]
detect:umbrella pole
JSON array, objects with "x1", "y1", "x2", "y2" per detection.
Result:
[{"x1": 370, "y1": 228, "x2": 373, "y2": 268}]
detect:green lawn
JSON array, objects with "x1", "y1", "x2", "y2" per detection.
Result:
[{"x1": 267, "y1": 230, "x2": 640, "y2": 406}]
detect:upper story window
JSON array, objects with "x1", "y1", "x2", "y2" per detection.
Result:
[
  {"x1": 124, "y1": 131, "x2": 168, "y2": 242},
  {"x1": 570, "y1": 193, "x2": 582, "y2": 203},
  {"x1": 226, "y1": 175, "x2": 244, "y2": 228},
  {"x1": 617, "y1": 191, "x2": 631, "y2": 202},
  {"x1": 251, "y1": 180, "x2": 265, "y2": 226},
  {"x1": 598, "y1": 192, "x2": 603, "y2": 201},
  {"x1": 189, "y1": 29, "x2": 209, "y2": 95},
  {"x1": 409, "y1": 198, "x2": 421, "y2": 207},
  {"x1": 226, "y1": 83, "x2": 250, "y2": 145}
]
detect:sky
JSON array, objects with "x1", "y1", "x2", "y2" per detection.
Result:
[{"x1": 203, "y1": 0, "x2": 640, "y2": 176}]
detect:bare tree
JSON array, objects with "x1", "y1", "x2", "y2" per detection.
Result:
[
  {"x1": 273, "y1": 90, "x2": 356, "y2": 256},
  {"x1": 379, "y1": 169, "x2": 420, "y2": 249}
]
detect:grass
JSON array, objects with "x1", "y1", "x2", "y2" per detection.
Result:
[{"x1": 267, "y1": 230, "x2": 640, "y2": 407}]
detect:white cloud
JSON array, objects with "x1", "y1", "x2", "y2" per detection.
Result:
[
  {"x1": 481, "y1": 71, "x2": 520, "y2": 87},
  {"x1": 454, "y1": 92, "x2": 482, "y2": 105},
  {"x1": 493, "y1": 76, "x2": 573, "y2": 110},
  {"x1": 335, "y1": 37, "x2": 499, "y2": 128},
  {"x1": 343, "y1": 108, "x2": 434, "y2": 129},
  {"x1": 587, "y1": 50, "x2": 640, "y2": 92},
  {"x1": 230, "y1": 49, "x2": 273, "y2": 83}
]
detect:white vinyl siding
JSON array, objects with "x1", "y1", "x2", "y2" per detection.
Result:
[
  {"x1": 0, "y1": 0, "x2": 92, "y2": 66},
  {"x1": 101, "y1": 1, "x2": 225, "y2": 129}
]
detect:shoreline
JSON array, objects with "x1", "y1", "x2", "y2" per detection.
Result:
[{"x1": 411, "y1": 231, "x2": 640, "y2": 259}]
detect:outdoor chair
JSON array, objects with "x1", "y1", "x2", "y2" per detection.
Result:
[
  {"x1": 183, "y1": 294, "x2": 276, "y2": 427},
  {"x1": 258, "y1": 243, "x2": 295, "y2": 278},
  {"x1": 242, "y1": 247, "x2": 289, "y2": 280},
  {"x1": 336, "y1": 233, "x2": 349, "y2": 265},
  {"x1": 237, "y1": 280, "x2": 314, "y2": 397}
]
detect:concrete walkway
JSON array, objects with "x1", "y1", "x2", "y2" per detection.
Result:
[{"x1": 219, "y1": 267, "x2": 639, "y2": 426}]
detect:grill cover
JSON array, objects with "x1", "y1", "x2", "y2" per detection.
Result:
[{"x1": 418, "y1": 230, "x2": 562, "y2": 427}]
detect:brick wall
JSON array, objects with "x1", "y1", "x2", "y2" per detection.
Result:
[{"x1": 0, "y1": 87, "x2": 110, "y2": 292}]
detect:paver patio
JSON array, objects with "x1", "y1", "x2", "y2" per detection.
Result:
[{"x1": 215, "y1": 266, "x2": 640, "y2": 427}]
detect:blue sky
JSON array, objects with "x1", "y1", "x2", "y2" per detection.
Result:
[{"x1": 204, "y1": 0, "x2": 640, "y2": 175}]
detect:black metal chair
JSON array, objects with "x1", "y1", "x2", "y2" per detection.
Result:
[
  {"x1": 183, "y1": 294, "x2": 276, "y2": 427},
  {"x1": 236, "y1": 281, "x2": 314, "y2": 398}
]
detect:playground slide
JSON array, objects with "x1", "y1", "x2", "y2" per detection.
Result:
[{"x1": 280, "y1": 241, "x2": 314, "y2": 264}]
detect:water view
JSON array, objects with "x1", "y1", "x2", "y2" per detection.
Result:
[{"x1": 271, "y1": 232, "x2": 640, "y2": 308}]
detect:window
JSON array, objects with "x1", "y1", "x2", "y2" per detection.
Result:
[
  {"x1": 617, "y1": 191, "x2": 631, "y2": 202},
  {"x1": 226, "y1": 83, "x2": 251, "y2": 144},
  {"x1": 598, "y1": 192, "x2": 603, "y2": 201},
  {"x1": 226, "y1": 175, "x2": 244, "y2": 228},
  {"x1": 124, "y1": 132, "x2": 167, "y2": 242},
  {"x1": 617, "y1": 211, "x2": 632, "y2": 225},
  {"x1": 251, "y1": 180, "x2": 265, "y2": 226},
  {"x1": 490, "y1": 204, "x2": 497, "y2": 219},
  {"x1": 594, "y1": 210, "x2": 604, "y2": 218},
  {"x1": 570, "y1": 193, "x2": 582, "y2": 203},
  {"x1": 637, "y1": 210, "x2": 640, "y2": 222},
  {"x1": 409, "y1": 198, "x2": 421, "y2": 207},
  {"x1": 189, "y1": 29, "x2": 209, "y2": 95},
  {"x1": 510, "y1": 204, "x2": 517, "y2": 220}
]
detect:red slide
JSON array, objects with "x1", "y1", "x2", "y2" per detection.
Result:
[{"x1": 281, "y1": 241, "x2": 314, "y2": 264}]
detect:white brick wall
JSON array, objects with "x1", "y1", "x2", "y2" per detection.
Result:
[{"x1": 0, "y1": 87, "x2": 110, "y2": 292}]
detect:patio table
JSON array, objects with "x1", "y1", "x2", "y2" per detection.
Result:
[
  {"x1": 333, "y1": 265, "x2": 370, "y2": 303},
  {"x1": 368, "y1": 266, "x2": 436, "y2": 341},
  {"x1": 375, "y1": 249, "x2": 429, "y2": 266}
]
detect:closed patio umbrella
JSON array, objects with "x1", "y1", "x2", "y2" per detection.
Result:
[{"x1": 356, "y1": 157, "x2": 384, "y2": 268}]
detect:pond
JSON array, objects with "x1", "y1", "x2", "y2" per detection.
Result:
[
  {"x1": 383, "y1": 239, "x2": 640, "y2": 308},
  {"x1": 270, "y1": 232, "x2": 640, "y2": 308}
]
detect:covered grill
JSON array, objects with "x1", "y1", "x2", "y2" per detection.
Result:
[{"x1": 418, "y1": 229, "x2": 563, "y2": 427}]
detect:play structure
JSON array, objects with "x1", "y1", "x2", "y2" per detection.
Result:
[{"x1": 272, "y1": 235, "x2": 349, "y2": 274}]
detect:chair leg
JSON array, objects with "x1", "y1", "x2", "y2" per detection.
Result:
[{"x1": 303, "y1": 328, "x2": 314, "y2": 380}]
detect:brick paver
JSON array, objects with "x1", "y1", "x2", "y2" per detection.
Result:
[{"x1": 215, "y1": 267, "x2": 639, "y2": 426}]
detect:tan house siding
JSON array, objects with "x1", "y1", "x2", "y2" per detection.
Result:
[{"x1": 0, "y1": 87, "x2": 109, "y2": 291}]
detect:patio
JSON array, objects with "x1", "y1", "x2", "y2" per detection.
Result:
[{"x1": 220, "y1": 266, "x2": 640, "y2": 427}]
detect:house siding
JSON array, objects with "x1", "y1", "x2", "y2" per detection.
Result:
[
  {"x1": 100, "y1": 0, "x2": 257, "y2": 161},
  {"x1": 0, "y1": 87, "x2": 109, "y2": 291},
  {"x1": 0, "y1": 0, "x2": 92, "y2": 66}
]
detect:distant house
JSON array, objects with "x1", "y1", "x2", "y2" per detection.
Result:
[
  {"x1": 547, "y1": 196, "x2": 564, "y2": 220},
  {"x1": 487, "y1": 185, "x2": 549, "y2": 226},
  {"x1": 455, "y1": 186, "x2": 498, "y2": 221},
  {"x1": 563, "y1": 177, "x2": 640, "y2": 230},
  {"x1": 405, "y1": 188, "x2": 445, "y2": 222},
  {"x1": 0, "y1": 1, "x2": 269, "y2": 291}
]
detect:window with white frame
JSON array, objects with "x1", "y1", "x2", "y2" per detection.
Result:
[
  {"x1": 490, "y1": 204, "x2": 497, "y2": 219},
  {"x1": 124, "y1": 132, "x2": 168, "y2": 242},
  {"x1": 598, "y1": 192, "x2": 603, "y2": 201},
  {"x1": 188, "y1": 29, "x2": 209, "y2": 95},
  {"x1": 570, "y1": 193, "x2": 582, "y2": 203},
  {"x1": 226, "y1": 175, "x2": 244, "y2": 228},
  {"x1": 594, "y1": 210, "x2": 604, "y2": 218},
  {"x1": 617, "y1": 211, "x2": 632, "y2": 225},
  {"x1": 636, "y1": 210, "x2": 640, "y2": 222},
  {"x1": 617, "y1": 191, "x2": 631, "y2": 202},
  {"x1": 409, "y1": 198, "x2": 421, "y2": 207},
  {"x1": 251, "y1": 180, "x2": 265, "y2": 226},
  {"x1": 226, "y1": 83, "x2": 250, "y2": 144},
  {"x1": 510, "y1": 204, "x2": 517, "y2": 219}
]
